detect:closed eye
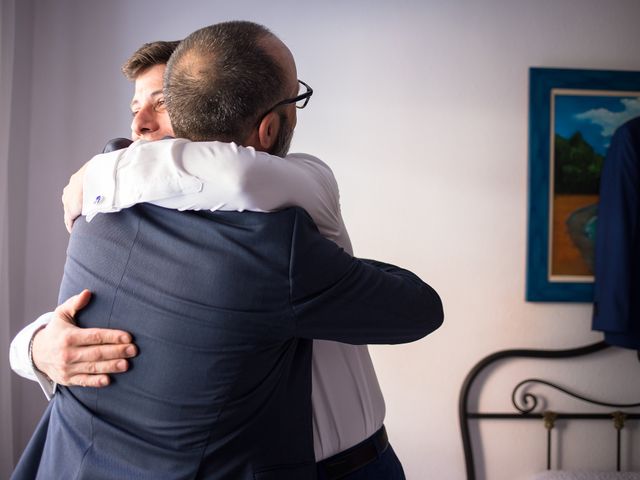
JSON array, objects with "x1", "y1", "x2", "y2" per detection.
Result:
[{"x1": 154, "y1": 99, "x2": 166, "y2": 112}]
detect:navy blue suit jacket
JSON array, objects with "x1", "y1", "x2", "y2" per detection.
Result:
[
  {"x1": 13, "y1": 205, "x2": 443, "y2": 479},
  {"x1": 593, "y1": 116, "x2": 640, "y2": 349}
]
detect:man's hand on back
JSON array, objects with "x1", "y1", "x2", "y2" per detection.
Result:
[{"x1": 31, "y1": 290, "x2": 137, "y2": 387}]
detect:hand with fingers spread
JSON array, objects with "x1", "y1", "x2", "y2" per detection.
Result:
[{"x1": 31, "y1": 289, "x2": 137, "y2": 387}]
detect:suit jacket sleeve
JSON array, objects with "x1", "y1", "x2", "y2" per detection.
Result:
[{"x1": 289, "y1": 209, "x2": 443, "y2": 344}]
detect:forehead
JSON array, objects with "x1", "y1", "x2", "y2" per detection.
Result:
[{"x1": 132, "y1": 64, "x2": 166, "y2": 101}]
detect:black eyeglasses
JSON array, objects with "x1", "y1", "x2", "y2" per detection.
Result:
[{"x1": 259, "y1": 80, "x2": 313, "y2": 120}]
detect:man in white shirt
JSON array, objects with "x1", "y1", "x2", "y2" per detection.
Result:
[{"x1": 11, "y1": 26, "x2": 434, "y2": 478}]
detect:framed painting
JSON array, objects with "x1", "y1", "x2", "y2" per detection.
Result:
[{"x1": 526, "y1": 67, "x2": 640, "y2": 302}]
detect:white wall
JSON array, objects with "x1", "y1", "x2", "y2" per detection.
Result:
[
  {"x1": 7, "y1": 0, "x2": 640, "y2": 478},
  {"x1": 1, "y1": 1, "x2": 17, "y2": 477},
  {"x1": 3, "y1": 0, "x2": 37, "y2": 476}
]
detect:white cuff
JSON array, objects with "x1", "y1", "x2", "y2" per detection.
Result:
[
  {"x1": 82, "y1": 139, "x2": 203, "y2": 222},
  {"x1": 82, "y1": 148, "x2": 121, "y2": 221},
  {"x1": 9, "y1": 312, "x2": 57, "y2": 400}
]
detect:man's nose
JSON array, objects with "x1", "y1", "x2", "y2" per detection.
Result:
[{"x1": 131, "y1": 105, "x2": 159, "y2": 137}]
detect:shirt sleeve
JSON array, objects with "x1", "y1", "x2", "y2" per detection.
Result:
[
  {"x1": 82, "y1": 138, "x2": 353, "y2": 254},
  {"x1": 9, "y1": 312, "x2": 58, "y2": 400}
]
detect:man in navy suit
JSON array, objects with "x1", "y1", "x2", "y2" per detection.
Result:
[
  {"x1": 593, "y1": 115, "x2": 640, "y2": 350},
  {"x1": 12, "y1": 21, "x2": 443, "y2": 479}
]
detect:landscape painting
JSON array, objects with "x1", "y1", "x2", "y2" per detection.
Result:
[{"x1": 526, "y1": 68, "x2": 640, "y2": 302}]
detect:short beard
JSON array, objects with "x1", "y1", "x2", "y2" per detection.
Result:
[{"x1": 269, "y1": 112, "x2": 294, "y2": 157}]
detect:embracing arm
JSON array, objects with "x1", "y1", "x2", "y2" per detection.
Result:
[
  {"x1": 289, "y1": 209, "x2": 444, "y2": 344},
  {"x1": 78, "y1": 139, "x2": 352, "y2": 251},
  {"x1": 9, "y1": 291, "x2": 136, "y2": 398}
]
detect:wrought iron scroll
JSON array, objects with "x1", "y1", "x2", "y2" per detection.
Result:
[
  {"x1": 458, "y1": 341, "x2": 640, "y2": 480},
  {"x1": 511, "y1": 378, "x2": 640, "y2": 413}
]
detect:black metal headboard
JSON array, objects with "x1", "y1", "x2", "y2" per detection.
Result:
[{"x1": 459, "y1": 341, "x2": 640, "y2": 479}]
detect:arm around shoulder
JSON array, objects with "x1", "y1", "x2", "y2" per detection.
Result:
[{"x1": 289, "y1": 209, "x2": 443, "y2": 344}]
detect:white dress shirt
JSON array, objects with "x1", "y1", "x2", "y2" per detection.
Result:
[
  {"x1": 10, "y1": 138, "x2": 385, "y2": 460},
  {"x1": 9, "y1": 313, "x2": 57, "y2": 398}
]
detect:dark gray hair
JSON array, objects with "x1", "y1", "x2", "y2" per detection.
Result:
[{"x1": 164, "y1": 21, "x2": 287, "y2": 142}]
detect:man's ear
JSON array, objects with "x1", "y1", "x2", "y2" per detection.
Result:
[{"x1": 256, "y1": 112, "x2": 281, "y2": 151}]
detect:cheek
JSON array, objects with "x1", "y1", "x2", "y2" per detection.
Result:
[
  {"x1": 159, "y1": 112, "x2": 174, "y2": 136},
  {"x1": 289, "y1": 109, "x2": 297, "y2": 130}
]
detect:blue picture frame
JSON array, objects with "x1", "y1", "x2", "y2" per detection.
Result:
[{"x1": 526, "y1": 67, "x2": 640, "y2": 302}]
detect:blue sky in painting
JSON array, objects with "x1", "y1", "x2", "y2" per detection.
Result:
[{"x1": 554, "y1": 95, "x2": 640, "y2": 155}]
